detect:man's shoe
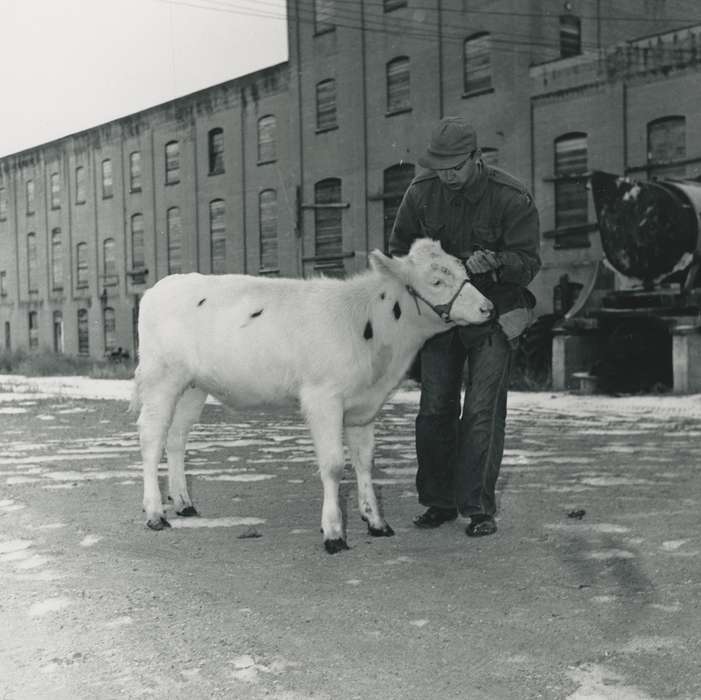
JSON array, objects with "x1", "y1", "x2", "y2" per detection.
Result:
[
  {"x1": 413, "y1": 506, "x2": 458, "y2": 529},
  {"x1": 465, "y1": 514, "x2": 497, "y2": 537}
]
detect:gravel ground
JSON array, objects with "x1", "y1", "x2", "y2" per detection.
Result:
[{"x1": 1, "y1": 378, "x2": 700, "y2": 699}]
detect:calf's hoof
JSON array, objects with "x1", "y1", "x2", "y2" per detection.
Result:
[
  {"x1": 324, "y1": 538, "x2": 350, "y2": 554},
  {"x1": 146, "y1": 516, "x2": 171, "y2": 530},
  {"x1": 362, "y1": 516, "x2": 395, "y2": 538},
  {"x1": 176, "y1": 505, "x2": 199, "y2": 517}
]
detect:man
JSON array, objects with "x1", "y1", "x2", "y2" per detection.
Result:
[{"x1": 389, "y1": 116, "x2": 541, "y2": 537}]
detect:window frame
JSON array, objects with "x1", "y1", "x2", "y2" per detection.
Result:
[
  {"x1": 51, "y1": 228, "x2": 63, "y2": 292},
  {"x1": 257, "y1": 116, "x2": 277, "y2": 163},
  {"x1": 167, "y1": 206, "x2": 182, "y2": 274},
  {"x1": 101, "y1": 159, "x2": 114, "y2": 198},
  {"x1": 27, "y1": 232, "x2": 38, "y2": 293},
  {"x1": 26, "y1": 179, "x2": 35, "y2": 215},
  {"x1": 77, "y1": 308, "x2": 89, "y2": 355},
  {"x1": 463, "y1": 32, "x2": 493, "y2": 97},
  {"x1": 209, "y1": 199, "x2": 227, "y2": 274},
  {"x1": 129, "y1": 151, "x2": 142, "y2": 192},
  {"x1": 75, "y1": 166, "x2": 86, "y2": 204},
  {"x1": 50, "y1": 173, "x2": 61, "y2": 209},
  {"x1": 208, "y1": 128, "x2": 225, "y2": 175},
  {"x1": 386, "y1": 56, "x2": 411, "y2": 116},
  {"x1": 314, "y1": 0, "x2": 335, "y2": 35},
  {"x1": 259, "y1": 189, "x2": 279, "y2": 274},
  {"x1": 165, "y1": 141, "x2": 180, "y2": 185},
  {"x1": 553, "y1": 132, "x2": 590, "y2": 249},
  {"x1": 76, "y1": 242, "x2": 89, "y2": 289}
]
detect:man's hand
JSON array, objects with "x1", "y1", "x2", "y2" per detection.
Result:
[{"x1": 465, "y1": 249, "x2": 500, "y2": 275}]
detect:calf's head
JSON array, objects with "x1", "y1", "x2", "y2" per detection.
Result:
[{"x1": 369, "y1": 238, "x2": 494, "y2": 326}]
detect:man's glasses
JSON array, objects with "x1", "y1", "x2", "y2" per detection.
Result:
[{"x1": 445, "y1": 150, "x2": 477, "y2": 172}]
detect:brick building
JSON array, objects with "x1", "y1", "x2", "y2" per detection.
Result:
[{"x1": 1, "y1": 0, "x2": 700, "y2": 358}]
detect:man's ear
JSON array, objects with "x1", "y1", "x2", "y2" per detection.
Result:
[{"x1": 369, "y1": 249, "x2": 409, "y2": 282}]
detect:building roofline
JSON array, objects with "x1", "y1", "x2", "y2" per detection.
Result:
[{"x1": 0, "y1": 60, "x2": 289, "y2": 163}]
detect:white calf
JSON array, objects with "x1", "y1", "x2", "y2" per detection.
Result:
[{"x1": 132, "y1": 238, "x2": 493, "y2": 553}]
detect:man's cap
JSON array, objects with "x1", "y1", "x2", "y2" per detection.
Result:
[{"x1": 418, "y1": 117, "x2": 478, "y2": 170}]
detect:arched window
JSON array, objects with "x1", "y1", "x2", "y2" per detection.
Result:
[
  {"x1": 50, "y1": 173, "x2": 61, "y2": 209},
  {"x1": 208, "y1": 128, "x2": 225, "y2": 175},
  {"x1": 75, "y1": 166, "x2": 86, "y2": 204},
  {"x1": 102, "y1": 159, "x2": 113, "y2": 198},
  {"x1": 316, "y1": 81, "x2": 337, "y2": 131},
  {"x1": 131, "y1": 214, "x2": 145, "y2": 271},
  {"x1": 314, "y1": 0, "x2": 334, "y2": 34},
  {"x1": 26, "y1": 180, "x2": 35, "y2": 215},
  {"x1": 647, "y1": 116, "x2": 686, "y2": 178},
  {"x1": 167, "y1": 206, "x2": 182, "y2": 274},
  {"x1": 387, "y1": 57, "x2": 410, "y2": 113},
  {"x1": 27, "y1": 232, "x2": 38, "y2": 293},
  {"x1": 165, "y1": 141, "x2": 180, "y2": 185},
  {"x1": 383, "y1": 163, "x2": 415, "y2": 250},
  {"x1": 76, "y1": 242, "x2": 88, "y2": 288},
  {"x1": 209, "y1": 199, "x2": 226, "y2": 274},
  {"x1": 464, "y1": 33, "x2": 492, "y2": 94},
  {"x1": 560, "y1": 14, "x2": 581, "y2": 58},
  {"x1": 51, "y1": 228, "x2": 63, "y2": 291},
  {"x1": 259, "y1": 189, "x2": 278, "y2": 273},
  {"x1": 103, "y1": 238, "x2": 117, "y2": 283},
  {"x1": 103, "y1": 307, "x2": 116, "y2": 352},
  {"x1": 554, "y1": 132, "x2": 589, "y2": 247},
  {"x1": 257, "y1": 116, "x2": 277, "y2": 163},
  {"x1": 314, "y1": 178, "x2": 344, "y2": 276},
  {"x1": 129, "y1": 151, "x2": 142, "y2": 192},
  {"x1": 77, "y1": 308, "x2": 89, "y2": 355}
]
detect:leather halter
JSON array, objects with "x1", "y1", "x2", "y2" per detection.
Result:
[{"x1": 406, "y1": 277, "x2": 472, "y2": 323}]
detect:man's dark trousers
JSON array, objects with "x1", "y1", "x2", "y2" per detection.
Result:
[{"x1": 415, "y1": 325, "x2": 513, "y2": 517}]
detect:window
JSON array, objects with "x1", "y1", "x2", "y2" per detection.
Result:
[
  {"x1": 103, "y1": 307, "x2": 116, "y2": 352},
  {"x1": 28, "y1": 311, "x2": 39, "y2": 350},
  {"x1": 383, "y1": 163, "x2": 415, "y2": 250},
  {"x1": 258, "y1": 116, "x2": 277, "y2": 162},
  {"x1": 316, "y1": 81, "x2": 337, "y2": 131},
  {"x1": 387, "y1": 57, "x2": 411, "y2": 113},
  {"x1": 554, "y1": 133, "x2": 589, "y2": 247},
  {"x1": 481, "y1": 148, "x2": 499, "y2": 166},
  {"x1": 130, "y1": 151, "x2": 142, "y2": 192},
  {"x1": 26, "y1": 180, "x2": 35, "y2": 215},
  {"x1": 102, "y1": 159, "x2": 113, "y2": 198},
  {"x1": 76, "y1": 242, "x2": 89, "y2": 288},
  {"x1": 53, "y1": 311, "x2": 63, "y2": 353},
  {"x1": 131, "y1": 214, "x2": 145, "y2": 271},
  {"x1": 51, "y1": 228, "x2": 63, "y2": 291},
  {"x1": 50, "y1": 173, "x2": 61, "y2": 209},
  {"x1": 167, "y1": 206, "x2": 182, "y2": 274},
  {"x1": 0, "y1": 270, "x2": 7, "y2": 297},
  {"x1": 209, "y1": 199, "x2": 226, "y2": 274},
  {"x1": 259, "y1": 189, "x2": 278, "y2": 272},
  {"x1": 165, "y1": 141, "x2": 180, "y2": 185},
  {"x1": 77, "y1": 309, "x2": 89, "y2": 355},
  {"x1": 0, "y1": 187, "x2": 7, "y2": 220},
  {"x1": 384, "y1": 0, "x2": 406, "y2": 10},
  {"x1": 4, "y1": 321, "x2": 9, "y2": 350},
  {"x1": 314, "y1": 0, "x2": 334, "y2": 34},
  {"x1": 314, "y1": 178, "x2": 344, "y2": 276},
  {"x1": 464, "y1": 33, "x2": 492, "y2": 95},
  {"x1": 648, "y1": 116, "x2": 686, "y2": 178},
  {"x1": 27, "y1": 233, "x2": 38, "y2": 293},
  {"x1": 208, "y1": 128, "x2": 225, "y2": 174},
  {"x1": 103, "y1": 238, "x2": 117, "y2": 283},
  {"x1": 560, "y1": 14, "x2": 582, "y2": 58},
  {"x1": 75, "y1": 166, "x2": 86, "y2": 204}
]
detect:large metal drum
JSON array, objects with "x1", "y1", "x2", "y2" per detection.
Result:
[{"x1": 590, "y1": 171, "x2": 701, "y2": 285}]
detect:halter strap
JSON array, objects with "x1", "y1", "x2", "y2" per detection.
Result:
[{"x1": 406, "y1": 277, "x2": 472, "y2": 323}]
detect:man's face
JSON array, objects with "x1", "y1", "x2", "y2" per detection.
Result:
[{"x1": 435, "y1": 150, "x2": 479, "y2": 190}]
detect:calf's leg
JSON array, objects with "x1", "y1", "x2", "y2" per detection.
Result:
[
  {"x1": 346, "y1": 423, "x2": 394, "y2": 537},
  {"x1": 301, "y1": 391, "x2": 347, "y2": 553},
  {"x1": 137, "y1": 375, "x2": 182, "y2": 530},
  {"x1": 166, "y1": 386, "x2": 207, "y2": 516}
]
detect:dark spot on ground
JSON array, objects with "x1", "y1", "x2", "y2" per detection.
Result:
[
  {"x1": 197, "y1": 298, "x2": 207, "y2": 307},
  {"x1": 251, "y1": 309, "x2": 263, "y2": 318},
  {"x1": 393, "y1": 302, "x2": 402, "y2": 319},
  {"x1": 364, "y1": 320, "x2": 373, "y2": 340}
]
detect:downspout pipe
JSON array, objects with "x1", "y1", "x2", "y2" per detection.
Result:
[{"x1": 361, "y1": 0, "x2": 369, "y2": 261}]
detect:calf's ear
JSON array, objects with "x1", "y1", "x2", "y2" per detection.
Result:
[{"x1": 369, "y1": 249, "x2": 408, "y2": 282}]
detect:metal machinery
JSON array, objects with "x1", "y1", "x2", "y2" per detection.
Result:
[{"x1": 551, "y1": 171, "x2": 701, "y2": 393}]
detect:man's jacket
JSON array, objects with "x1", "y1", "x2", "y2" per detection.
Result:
[{"x1": 388, "y1": 164, "x2": 541, "y2": 337}]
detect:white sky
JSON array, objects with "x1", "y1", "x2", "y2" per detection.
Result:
[{"x1": 0, "y1": 0, "x2": 289, "y2": 158}]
